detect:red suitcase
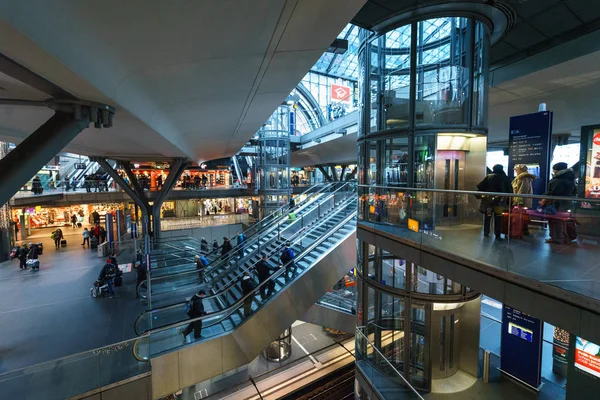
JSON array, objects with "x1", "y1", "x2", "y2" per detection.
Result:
[{"x1": 502, "y1": 208, "x2": 527, "y2": 238}]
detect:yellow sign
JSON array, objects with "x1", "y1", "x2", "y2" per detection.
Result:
[
  {"x1": 35, "y1": 206, "x2": 42, "y2": 213},
  {"x1": 408, "y1": 218, "x2": 419, "y2": 233}
]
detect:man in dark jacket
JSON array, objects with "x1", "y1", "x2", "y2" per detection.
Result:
[
  {"x1": 280, "y1": 241, "x2": 296, "y2": 283},
  {"x1": 477, "y1": 164, "x2": 512, "y2": 239},
  {"x1": 99, "y1": 262, "x2": 118, "y2": 298},
  {"x1": 200, "y1": 237, "x2": 208, "y2": 254},
  {"x1": 236, "y1": 231, "x2": 246, "y2": 258},
  {"x1": 18, "y1": 243, "x2": 28, "y2": 270},
  {"x1": 183, "y1": 290, "x2": 207, "y2": 340},
  {"x1": 254, "y1": 254, "x2": 281, "y2": 299},
  {"x1": 241, "y1": 274, "x2": 257, "y2": 317},
  {"x1": 221, "y1": 237, "x2": 232, "y2": 259},
  {"x1": 543, "y1": 162, "x2": 576, "y2": 211},
  {"x1": 212, "y1": 239, "x2": 219, "y2": 252}
]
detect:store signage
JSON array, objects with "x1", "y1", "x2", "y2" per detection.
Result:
[
  {"x1": 331, "y1": 84, "x2": 351, "y2": 103},
  {"x1": 408, "y1": 218, "x2": 419, "y2": 233},
  {"x1": 74, "y1": 163, "x2": 86, "y2": 170},
  {"x1": 507, "y1": 111, "x2": 553, "y2": 195},
  {"x1": 500, "y1": 306, "x2": 543, "y2": 388},
  {"x1": 43, "y1": 165, "x2": 60, "y2": 170},
  {"x1": 574, "y1": 337, "x2": 600, "y2": 378}
]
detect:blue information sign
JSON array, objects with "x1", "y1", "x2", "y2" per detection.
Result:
[
  {"x1": 500, "y1": 306, "x2": 543, "y2": 388},
  {"x1": 508, "y1": 111, "x2": 553, "y2": 195}
]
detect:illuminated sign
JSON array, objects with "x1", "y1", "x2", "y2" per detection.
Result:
[
  {"x1": 74, "y1": 163, "x2": 86, "y2": 170},
  {"x1": 575, "y1": 337, "x2": 600, "y2": 378},
  {"x1": 331, "y1": 84, "x2": 351, "y2": 103},
  {"x1": 508, "y1": 322, "x2": 533, "y2": 343},
  {"x1": 408, "y1": 218, "x2": 419, "y2": 233},
  {"x1": 585, "y1": 130, "x2": 600, "y2": 198}
]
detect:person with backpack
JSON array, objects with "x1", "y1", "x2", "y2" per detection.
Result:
[
  {"x1": 183, "y1": 290, "x2": 207, "y2": 340},
  {"x1": 254, "y1": 254, "x2": 281, "y2": 300},
  {"x1": 241, "y1": 274, "x2": 257, "y2": 317},
  {"x1": 280, "y1": 241, "x2": 296, "y2": 283},
  {"x1": 236, "y1": 231, "x2": 246, "y2": 258},
  {"x1": 98, "y1": 261, "x2": 118, "y2": 298},
  {"x1": 195, "y1": 254, "x2": 209, "y2": 283}
]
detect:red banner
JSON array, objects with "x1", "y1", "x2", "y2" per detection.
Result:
[
  {"x1": 331, "y1": 84, "x2": 351, "y2": 103},
  {"x1": 575, "y1": 348, "x2": 600, "y2": 377}
]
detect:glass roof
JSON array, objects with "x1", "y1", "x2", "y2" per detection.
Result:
[{"x1": 310, "y1": 23, "x2": 361, "y2": 81}]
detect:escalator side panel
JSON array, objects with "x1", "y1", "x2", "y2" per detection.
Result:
[
  {"x1": 150, "y1": 231, "x2": 356, "y2": 397},
  {"x1": 301, "y1": 303, "x2": 356, "y2": 334}
]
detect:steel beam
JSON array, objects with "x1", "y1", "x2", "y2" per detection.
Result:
[
  {"x1": 339, "y1": 164, "x2": 347, "y2": 182},
  {"x1": 346, "y1": 166, "x2": 357, "y2": 181},
  {"x1": 152, "y1": 158, "x2": 187, "y2": 238},
  {"x1": 330, "y1": 164, "x2": 339, "y2": 182},
  {"x1": 0, "y1": 112, "x2": 89, "y2": 206},
  {"x1": 93, "y1": 158, "x2": 148, "y2": 210},
  {"x1": 317, "y1": 165, "x2": 333, "y2": 182}
]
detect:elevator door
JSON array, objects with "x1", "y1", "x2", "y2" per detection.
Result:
[
  {"x1": 430, "y1": 309, "x2": 461, "y2": 379},
  {"x1": 435, "y1": 150, "x2": 466, "y2": 222}
]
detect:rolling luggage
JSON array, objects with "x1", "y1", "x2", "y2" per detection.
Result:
[
  {"x1": 77, "y1": 222, "x2": 82, "y2": 228},
  {"x1": 501, "y1": 207, "x2": 527, "y2": 238},
  {"x1": 548, "y1": 219, "x2": 577, "y2": 244},
  {"x1": 90, "y1": 237, "x2": 98, "y2": 249},
  {"x1": 61, "y1": 239, "x2": 67, "y2": 247},
  {"x1": 114, "y1": 275, "x2": 123, "y2": 287}
]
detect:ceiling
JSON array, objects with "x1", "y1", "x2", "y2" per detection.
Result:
[
  {"x1": 351, "y1": 0, "x2": 600, "y2": 68},
  {"x1": 0, "y1": 0, "x2": 366, "y2": 162}
]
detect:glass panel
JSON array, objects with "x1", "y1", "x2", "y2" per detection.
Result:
[
  {"x1": 384, "y1": 137, "x2": 410, "y2": 187},
  {"x1": 382, "y1": 25, "x2": 411, "y2": 130},
  {"x1": 368, "y1": 140, "x2": 378, "y2": 185},
  {"x1": 415, "y1": 17, "x2": 471, "y2": 126}
]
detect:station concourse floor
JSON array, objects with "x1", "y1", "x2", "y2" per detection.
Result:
[{"x1": 0, "y1": 227, "x2": 145, "y2": 374}]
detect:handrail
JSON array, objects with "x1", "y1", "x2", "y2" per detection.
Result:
[
  {"x1": 134, "y1": 195, "x2": 357, "y2": 321},
  {"x1": 154, "y1": 183, "x2": 330, "y2": 259},
  {"x1": 134, "y1": 208, "x2": 357, "y2": 338},
  {"x1": 360, "y1": 184, "x2": 593, "y2": 204},
  {"x1": 355, "y1": 326, "x2": 424, "y2": 400},
  {"x1": 201, "y1": 181, "x2": 356, "y2": 278}
]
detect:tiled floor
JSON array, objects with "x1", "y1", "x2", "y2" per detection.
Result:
[{"x1": 0, "y1": 228, "x2": 145, "y2": 374}]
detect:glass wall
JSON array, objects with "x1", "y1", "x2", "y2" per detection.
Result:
[{"x1": 356, "y1": 240, "x2": 480, "y2": 393}]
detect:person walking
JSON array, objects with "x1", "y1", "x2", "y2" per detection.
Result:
[
  {"x1": 82, "y1": 228, "x2": 91, "y2": 248},
  {"x1": 183, "y1": 290, "x2": 207, "y2": 341},
  {"x1": 241, "y1": 274, "x2": 256, "y2": 317},
  {"x1": 236, "y1": 231, "x2": 246, "y2": 258},
  {"x1": 280, "y1": 241, "x2": 296, "y2": 283},
  {"x1": 254, "y1": 254, "x2": 281, "y2": 300},
  {"x1": 71, "y1": 214, "x2": 78, "y2": 228},
  {"x1": 53, "y1": 228, "x2": 63, "y2": 250},
  {"x1": 477, "y1": 164, "x2": 512, "y2": 239}
]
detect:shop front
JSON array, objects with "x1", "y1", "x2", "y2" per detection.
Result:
[
  {"x1": 15, "y1": 202, "x2": 128, "y2": 229},
  {"x1": 158, "y1": 197, "x2": 255, "y2": 218}
]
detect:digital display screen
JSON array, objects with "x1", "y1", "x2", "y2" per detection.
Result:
[
  {"x1": 585, "y1": 130, "x2": 600, "y2": 198},
  {"x1": 575, "y1": 337, "x2": 600, "y2": 378},
  {"x1": 508, "y1": 322, "x2": 533, "y2": 343}
]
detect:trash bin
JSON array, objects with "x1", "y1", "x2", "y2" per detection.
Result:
[{"x1": 98, "y1": 242, "x2": 108, "y2": 258}]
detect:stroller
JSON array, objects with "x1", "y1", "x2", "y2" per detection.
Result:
[
  {"x1": 10, "y1": 246, "x2": 19, "y2": 259},
  {"x1": 91, "y1": 278, "x2": 110, "y2": 298}
]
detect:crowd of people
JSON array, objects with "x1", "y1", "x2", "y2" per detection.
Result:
[
  {"x1": 180, "y1": 234, "x2": 298, "y2": 342},
  {"x1": 477, "y1": 162, "x2": 576, "y2": 243}
]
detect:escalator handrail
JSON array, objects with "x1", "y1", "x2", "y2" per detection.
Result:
[
  {"x1": 197, "y1": 181, "x2": 356, "y2": 280},
  {"x1": 146, "y1": 183, "x2": 331, "y2": 258},
  {"x1": 134, "y1": 209, "x2": 357, "y2": 341},
  {"x1": 134, "y1": 194, "x2": 357, "y2": 307}
]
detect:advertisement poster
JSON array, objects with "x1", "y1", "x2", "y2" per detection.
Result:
[
  {"x1": 584, "y1": 129, "x2": 600, "y2": 198},
  {"x1": 500, "y1": 306, "x2": 543, "y2": 388},
  {"x1": 574, "y1": 337, "x2": 600, "y2": 378},
  {"x1": 508, "y1": 111, "x2": 553, "y2": 195}
]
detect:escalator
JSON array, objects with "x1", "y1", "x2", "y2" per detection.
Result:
[
  {"x1": 137, "y1": 182, "x2": 354, "y2": 299},
  {"x1": 132, "y1": 202, "x2": 356, "y2": 392}
]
